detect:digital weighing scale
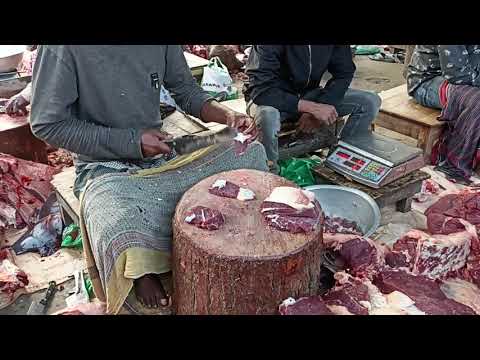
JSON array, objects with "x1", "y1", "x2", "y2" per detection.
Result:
[{"x1": 325, "y1": 132, "x2": 425, "y2": 189}]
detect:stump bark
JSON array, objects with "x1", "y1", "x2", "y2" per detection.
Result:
[{"x1": 173, "y1": 169, "x2": 324, "y2": 315}]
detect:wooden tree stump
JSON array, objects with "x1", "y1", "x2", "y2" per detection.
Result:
[{"x1": 173, "y1": 169, "x2": 324, "y2": 315}]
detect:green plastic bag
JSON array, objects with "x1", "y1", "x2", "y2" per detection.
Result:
[
  {"x1": 61, "y1": 224, "x2": 83, "y2": 249},
  {"x1": 279, "y1": 156, "x2": 322, "y2": 187},
  {"x1": 355, "y1": 45, "x2": 381, "y2": 56}
]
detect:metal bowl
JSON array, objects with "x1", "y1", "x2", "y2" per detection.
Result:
[
  {"x1": 0, "y1": 45, "x2": 26, "y2": 73},
  {"x1": 304, "y1": 185, "x2": 381, "y2": 237}
]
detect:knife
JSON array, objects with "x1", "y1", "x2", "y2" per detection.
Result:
[
  {"x1": 27, "y1": 281, "x2": 57, "y2": 315},
  {"x1": 164, "y1": 127, "x2": 238, "y2": 155}
]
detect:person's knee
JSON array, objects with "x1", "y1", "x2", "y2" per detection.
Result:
[
  {"x1": 362, "y1": 91, "x2": 382, "y2": 113},
  {"x1": 254, "y1": 106, "x2": 281, "y2": 135}
]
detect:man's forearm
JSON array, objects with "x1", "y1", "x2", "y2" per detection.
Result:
[{"x1": 199, "y1": 99, "x2": 235, "y2": 125}]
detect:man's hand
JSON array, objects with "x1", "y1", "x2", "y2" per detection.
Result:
[
  {"x1": 141, "y1": 129, "x2": 173, "y2": 158},
  {"x1": 5, "y1": 95, "x2": 29, "y2": 116},
  {"x1": 200, "y1": 100, "x2": 260, "y2": 141},
  {"x1": 297, "y1": 113, "x2": 324, "y2": 134},
  {"x1": 298, "y1": 99, "x2": 338, "y2": 126},
  {"x1": 225, "y1": 111, "x2": 260, "y2": 141}
]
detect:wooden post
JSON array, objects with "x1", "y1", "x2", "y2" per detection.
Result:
[{"x1": 172, "y1": 169, "x2": 324, "y2": 315}]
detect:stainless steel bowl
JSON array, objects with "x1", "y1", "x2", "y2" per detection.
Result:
[
  {"x1": 304, "y1": 185, "x2": 381, "y2": 237},
  {"x1": 0, "y1": 45, "x2": 26, "y2": 73}
]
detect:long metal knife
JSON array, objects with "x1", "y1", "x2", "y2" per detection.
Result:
[
  {"x1": 164, "y1": 127, "x2": 238, "y2": 155},
  {"x1": 27, "y1": 281, "x2": 57, "y2": 315}
]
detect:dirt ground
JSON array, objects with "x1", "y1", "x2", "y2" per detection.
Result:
[{"x1": 0, "y1": 54, "x2": 407, "y2": 315}]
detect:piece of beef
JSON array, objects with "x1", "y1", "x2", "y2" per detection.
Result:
[
  {"x1": 323, "y1": 279, "x2": 370, "y2": 315},
  {"x1": 261, "y1": 187, "x2": 323, "y2": 234},
  {"x1": 184, "y1": 206, "x2": 225, "y2": 231},
  {"x1": 0, "y1": 250, "x2": 29, "y2": 298},
  {"x1": 0, "y1": 154, "x2": 59, "y2": 229},
  {"x1": 233, "y1": 132, "x2": 253, "y2": 156},
  {"x1": 373, "y1": 269, "x2": 475, "y2": 315},
  {"x1": 278, "y1": 296, "x2": 333, "y2": 315},
  {"x1": 389, "y1": 221, "x2": 475, "y2": 279},
  {"x1": 425, "y1": 190, "x2": 480, "y2": 235},
  {"x1": 323, "y1": 235, "x2": 385, "y2": 278},
  {"x1": 440, "y1": 278, "x2": 480, "y2": 315},
  {"x1": 208, "y1": 179, "x2": 255, "y2": 201},
  {"x1": 323, "y1": 216, "x2": 363, "y2": 236}
]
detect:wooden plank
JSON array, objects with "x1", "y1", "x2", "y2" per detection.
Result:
[
  {"x1": 184, "y1": 52, "x2": 209, "y2": 70},
  {"x1": 51, "y1": 167, "x2": 80, "y2": 223},
  {"x1": 379, "y1": 84, "x2": 442, "y2": 128},
  {"x1": 375, "y1": 112, "x2": 423, "y2": 139}
]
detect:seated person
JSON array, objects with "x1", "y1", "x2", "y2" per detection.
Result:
[
  {"x1": 407, "y1": 45, "x2": 480, "y2": 110},
  {"x1": 243, "y1": 45, "x2": 382, "y2": 173},
  {"x1": 30, "y1": 45, "x2": 267, "y2": 314},
  {"x1": 407, "y1": 45, "x2": 480, "y2": 183}
]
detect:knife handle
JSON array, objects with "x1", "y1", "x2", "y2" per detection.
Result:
[{"x1": 40, "y1": 281, "x2": 57, "y2": 306}]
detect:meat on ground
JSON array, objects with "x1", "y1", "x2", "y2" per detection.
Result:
[
  {"x1": 208, "y1": 179, "x2": 255, "y2": 201},
  {"x1": 261, "y1": 187, "x2": 323, "y2": 233},
  {"x1": 386, "y1": 220, "x2": 476, "y2": 279},
  {"x1": 373, "y1": 269, "x2": 475, "y2": 315},
  {"x1": 323, "y1": 235, "x2": 385, "y2": 278},
  {"x1": 184, "y1": 206, "x2": 225, "y2": 231}
]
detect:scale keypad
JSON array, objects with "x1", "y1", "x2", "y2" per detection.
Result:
[{"x1": 327, "y1": 147, "x2": 390, "y2": 184}]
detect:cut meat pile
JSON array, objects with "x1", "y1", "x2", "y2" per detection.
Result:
[
  {"x1": 0, "y1": 153, "x2": 59, "y2": 229},
  {"x1": 261, "y1": 187, "x2": 323, "y2": 234},
  {"x1": 0, "y1": 249, "x2": 29, "y2": 298},
  {"x1": 184, "y1": 206, "x2": 225, "y2": 231},
  {"x1": 209, "y1": 179, "x2": 255, "y2": 201},
  {"x1": 280, "y1": 189, "x2": 480, "y2": 315}
]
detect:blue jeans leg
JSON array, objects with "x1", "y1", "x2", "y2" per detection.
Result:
[
  {"x1": 412, "y1": 76, "x2": 444, "y2": 110},
  {"x1": 247, "y1": 102, "x2": 282, "y2": 173},
  {"x1": 337, "y1": 88, "x2": 382, "y2": 138}
]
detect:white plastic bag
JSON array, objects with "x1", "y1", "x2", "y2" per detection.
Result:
[{"x1": 201, "y1": 57, "x2": 238, "y2": 100}]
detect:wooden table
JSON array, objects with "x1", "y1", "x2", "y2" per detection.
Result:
[
  {"x1": 184, "y1": 52, "x2": 209, "y2": 81},
  {"x1": 313, "y1": 165, "x2": 431, "y2": 213},
  {"x1": 0, "y1": 113, "x2": 48, "y2": 163},
  {"x1": 376, "y1": 84, "x2": 443, "y2": 162}
]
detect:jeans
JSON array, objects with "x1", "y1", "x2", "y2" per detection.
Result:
[
  {"x1": 412, "y1": 76, "x2": 444, "y2": 110},
  {"x1": 247, "y1": 88, "x2": 382, "y2": 172}
]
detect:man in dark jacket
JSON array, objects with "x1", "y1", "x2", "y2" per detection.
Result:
[{"x1": 244, "y1": 45, "x2": 382, "y2": 172}]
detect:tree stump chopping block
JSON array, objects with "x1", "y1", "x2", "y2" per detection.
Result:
[{"x1": 173, "y1": 169, "x2": 324, "y2": 315}]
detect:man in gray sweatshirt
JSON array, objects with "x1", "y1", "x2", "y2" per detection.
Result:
[{"x1": 30, "y1": 45, "x2": 260, "y2": 310}]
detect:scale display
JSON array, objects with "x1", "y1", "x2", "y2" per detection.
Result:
[{"x1": 327, "y1": 146, "x2": 391, "y2": 186}]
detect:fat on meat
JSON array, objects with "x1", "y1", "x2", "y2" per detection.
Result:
[
  {"x1": 440, "y1": 278, "x2": 480, "y2": 314},
  {"x1": 184, "y1": 206, "x2": 225, "y2": 231},
  {"x1": 373, "y1": 269, "x2": 475, "y2": 315},
  {"x1": 208, "y1": 179, "x2": 255, "y2": 201},
  {"x1": 278, "y1": 296, "x2": 333, "y2": 315},
  {"x1": 387, "y1": 220, "x2": 476, "y2": 280},
  {"x1": 0, "y1": 249, "x2": 29, "y2": 298},
  {"x1": 323, "y1": 216, "x2": 363, "y2": 236},
  {"x1": 261, "y1": 187, "x2": 323, "y2": 233}
]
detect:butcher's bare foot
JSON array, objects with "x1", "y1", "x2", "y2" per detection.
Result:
[{"x1": 134, "y1": 274, "x2": 169, "y2": 308}]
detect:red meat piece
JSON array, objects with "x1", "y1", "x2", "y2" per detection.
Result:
[
  {"x1": 184, "y1": 206, "x2": 225, "y2": 231},
  {"x1": 279, "y1": 296, "x2": 333, "y2": 315},
  {"x1": 373, "y1": 269, "x2": 475, "y2": 315}
]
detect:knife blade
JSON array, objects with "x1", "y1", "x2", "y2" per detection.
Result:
[
  {"x1": 164, "y1": 127, "x2": 238, "y2": 155},
  {"x1": 27, "y1": 281, "x2": 57, "y2": 315}
]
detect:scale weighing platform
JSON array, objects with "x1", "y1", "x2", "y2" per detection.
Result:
[{"x1": 326, "y1": 132, "x2": 425, "y2": 189}]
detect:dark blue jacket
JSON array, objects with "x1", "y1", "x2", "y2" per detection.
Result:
[{"x1": 243, "y1": 45, "x2": 355, "y2": 113}]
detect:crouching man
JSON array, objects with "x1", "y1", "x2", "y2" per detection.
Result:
[{"x1": 243, "y1": 45, "x2": 382, "y2": 173}]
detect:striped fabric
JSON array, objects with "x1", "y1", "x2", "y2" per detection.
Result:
[{"x1": 433, "y1": 85, "x2": 480, "y2": 180}]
